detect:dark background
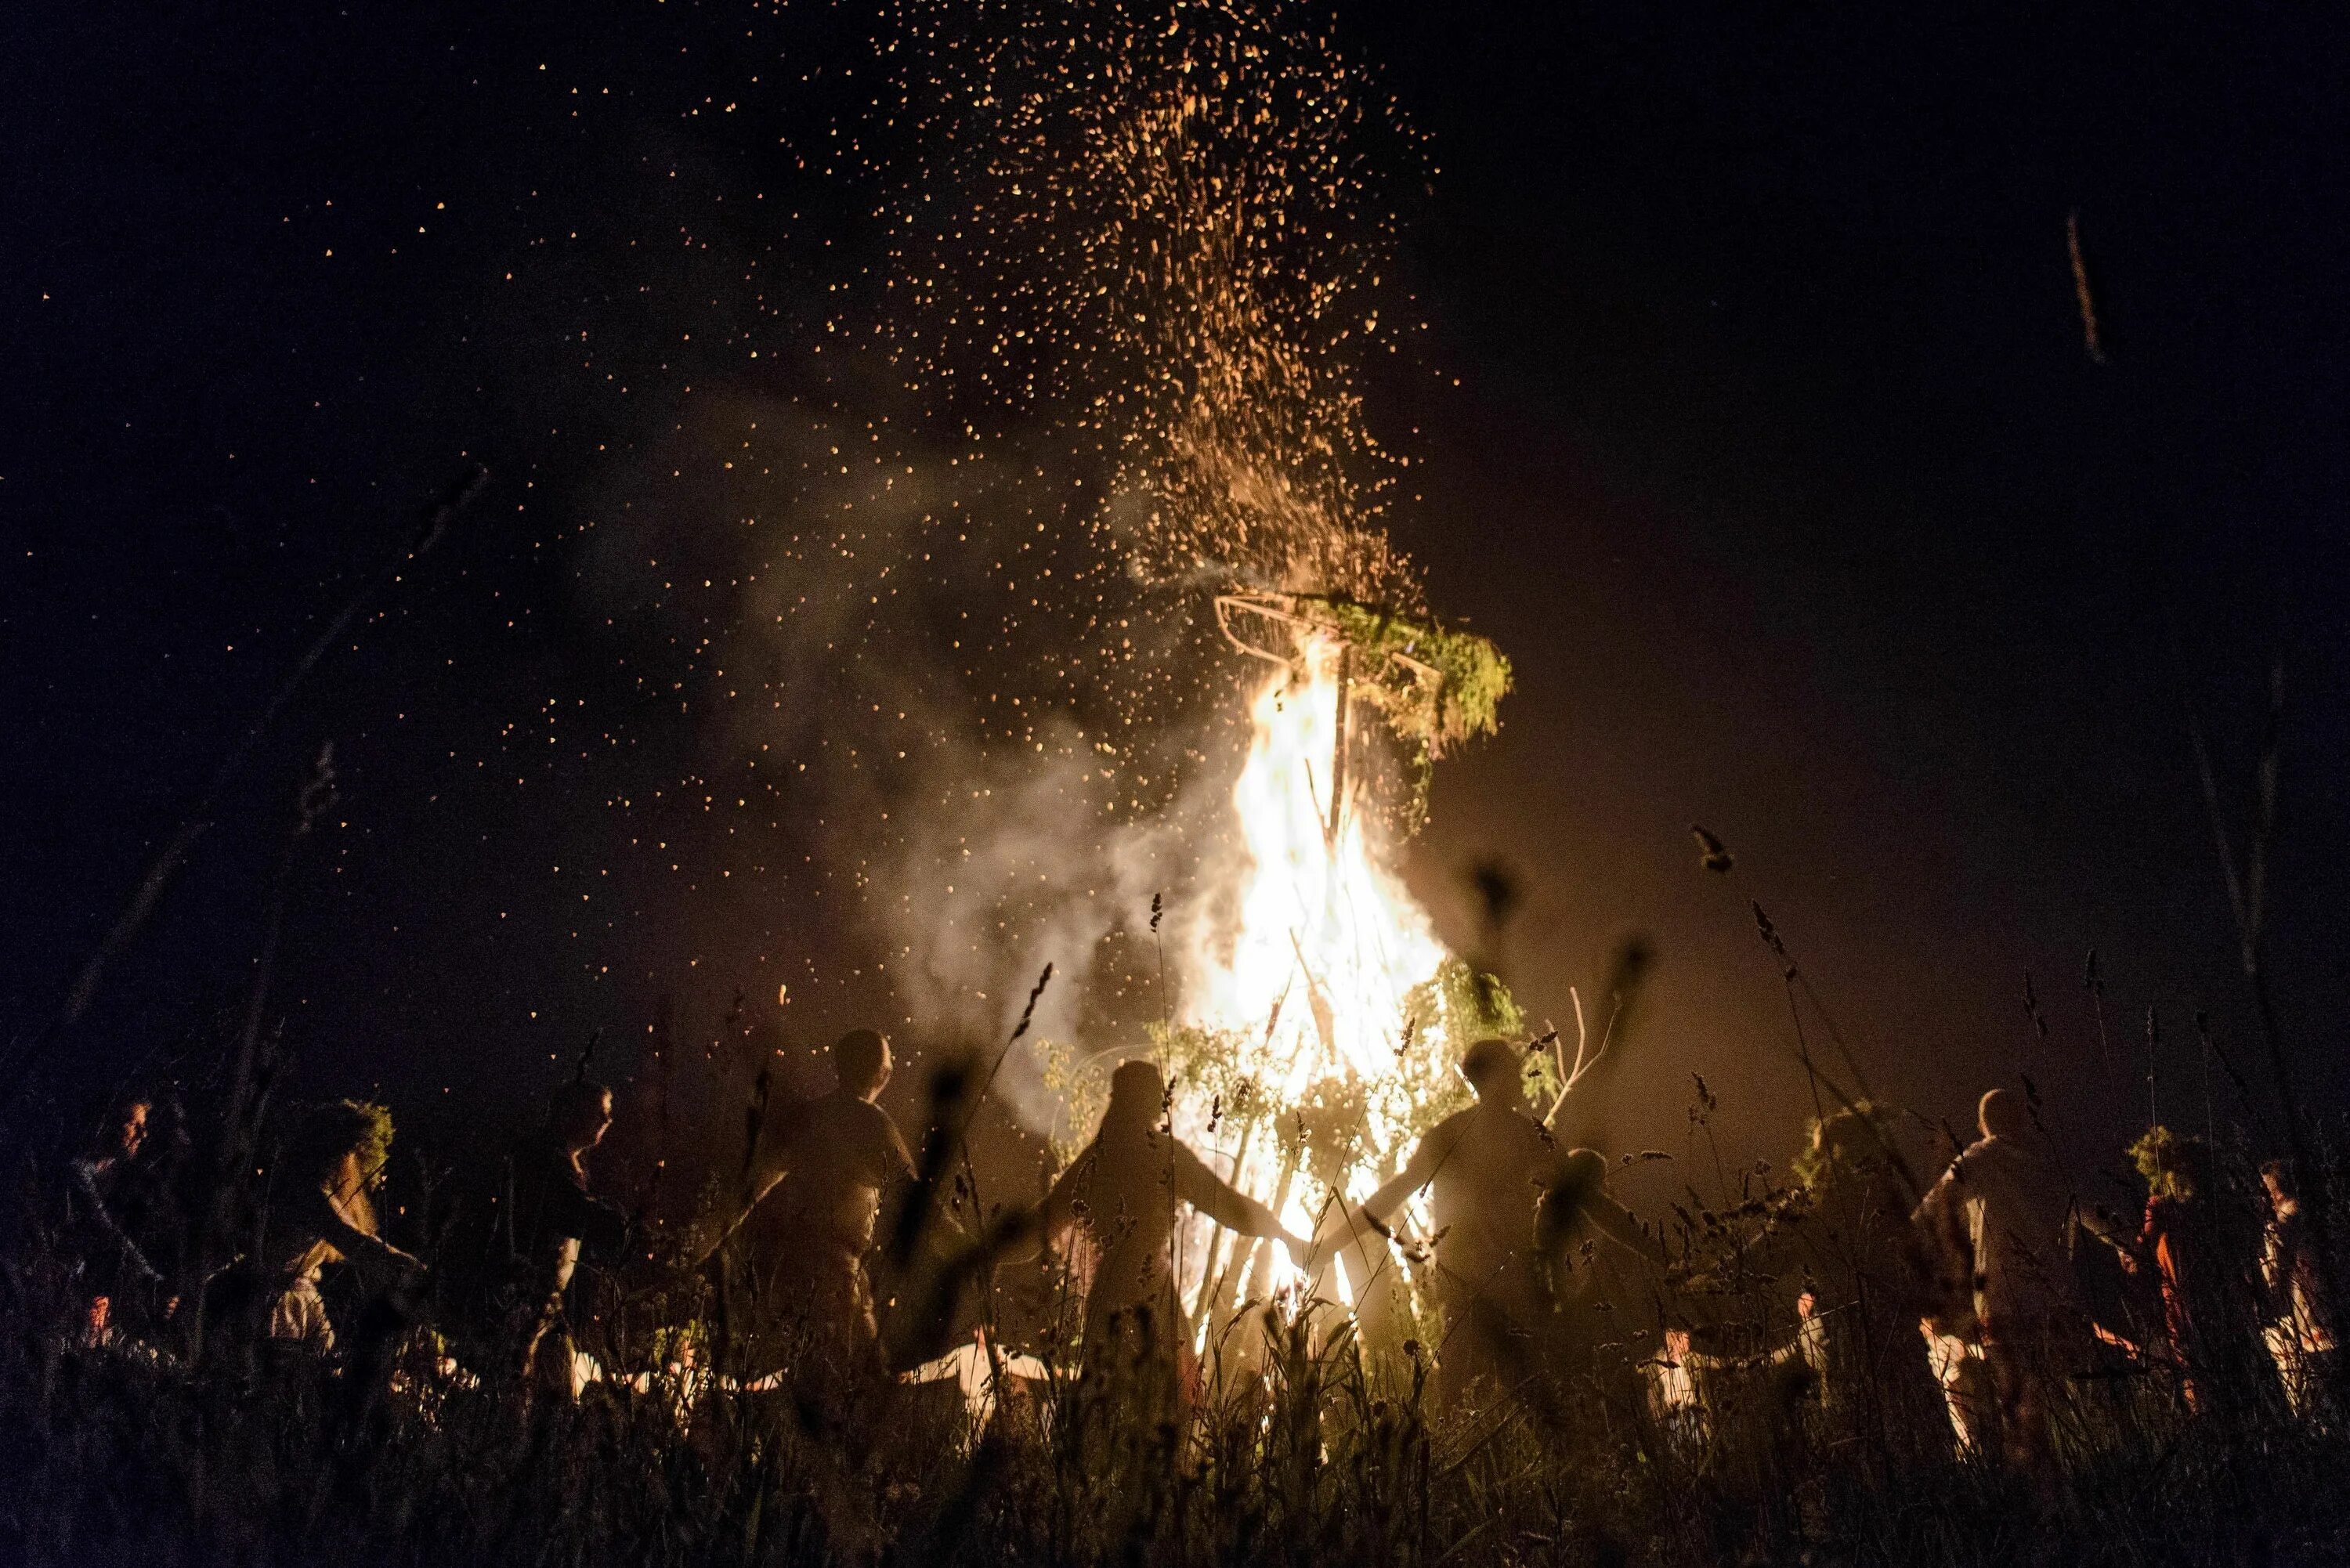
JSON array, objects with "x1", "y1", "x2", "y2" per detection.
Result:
[{"x1": 4, "y1": 2, "x2": 2344, "y2": 1198}]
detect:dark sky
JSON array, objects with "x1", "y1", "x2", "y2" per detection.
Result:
[{"x1": 5, "y1": 1, "x2": 2345, "y2": 1190}]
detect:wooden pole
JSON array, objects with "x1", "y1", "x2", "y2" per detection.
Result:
[{"x1": 1325, "y1": 642, "x2": 1352, "y2": 851}]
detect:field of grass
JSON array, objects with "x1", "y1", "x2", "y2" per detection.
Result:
[{"x1": 4, "y1": 1100, "x2": 2345, "y2": 1568}]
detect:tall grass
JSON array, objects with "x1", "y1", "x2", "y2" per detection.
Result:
[{"x1": 3, "y1": 1068, "x2": 2346, "y2": 1567}]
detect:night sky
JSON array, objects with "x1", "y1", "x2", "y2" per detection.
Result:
[{"x1": 6, "y1": 2, "x2": 2345, "y2": 1194}]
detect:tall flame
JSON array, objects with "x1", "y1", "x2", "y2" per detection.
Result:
[
  {"x1": 1185, "y1": 641, "x2": 1448, "y2": 1085},
  {"x1": 1176, "y1": 635, "x2": 1459, "y2": 1319}
]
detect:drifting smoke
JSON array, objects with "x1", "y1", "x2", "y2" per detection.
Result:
[
  {"x1": 573, "y1": 393, "x2": 1217, "y2": 1124},
  {"x1": 564, "y1": 0, "x2": 1448, "y2": 1127}
]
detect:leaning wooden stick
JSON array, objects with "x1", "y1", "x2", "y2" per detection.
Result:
[{"x1": 4, "y1": 465, "x2": 490, "y2": 1114}]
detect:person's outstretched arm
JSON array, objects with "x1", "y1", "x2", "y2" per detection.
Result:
[
  {"x1": 70, "y1": 1159, "x2": 160, "y2": 1284},
  {"x1": 2074, "y1": 1198, "x2": 2143, "y2": 1271},
  {"x1": 739, "y1": 1095, "x2": 816, "y2": 1214},
  {"x1": 311, "y1": 1183, "x2": 421, "y2": 1284},
  {"x1": 697, "y1": 1165, "x2": 790, "y2": 1269},
  {"x1": 1013, "y1": 1147, "x2": 1094, "y2": 1265},
  {"x1": 1907, "y1": 1162, "x2": 1977, "y2": 1329},
  {"x1": 875, "y1": 1109, "x2": 966, "y2": 1252},
  {"x1": 881, "y1": 1115, "x2": 917, "y2": 1187},
  {"x1": 1358, "y1": 1118, "x2": 1458, "y2": 1232},
  {"x1": 1172, "y1": 1143, "x2": 1306, "y2": 1252},
  {"x1": 1584, "y1": 1189, "x2": 1668, "y2": 1269}
]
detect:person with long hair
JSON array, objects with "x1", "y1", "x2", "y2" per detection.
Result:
[
  {"x1": 258, "y1": 1100, "x2": 421, "y2": 1353},
  {"x1": 1681, "y1": 1105, "x2": 1948, "y2": 1465},
  {"x1": 1041, "y1": 1059, "x2": 1305, "y2": 1429},
  {"x1": 65, "y1": 1097, "x2": 166, "y2": 1343},
  {"x1": 2106, "y1": 1127, "x2": 2263, "y2": 1414}
]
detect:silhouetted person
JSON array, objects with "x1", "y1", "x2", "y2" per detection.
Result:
[
  {"x1": 1039, "y1": 1059, "x2": 1306, "y2": 1428},
  {"x1": 1911, "y1": 1088, "x2": 2085, "y2": 1471},
  {"x1": 735, "y1": 1028, "x2": 916, "y2": 1389},
  {"x1": 1783, "y1": 1107, "x2": 1944, "y2": 1454},
  {"x1": 2260, "y1": 1158, "x2": 2336, "y2": 1422},
  {"x1": 65, "y1": 1097, "x2": 164, "y2": 1340},
  {"x1": 255, "y1": 1100, "x2": 422, "y2": 1354},
  {"x1": 1693, "y1": 1106, "x2": 1944, "y2": 1467},
  {"x1": 1535, "y1": 1146, "x2": 1668, "y2": 1378},
  {"x1": 2102, "y1": 1128, "x2": 2262, "y2": 1415},
  {"x1": 506, "y1": 1079, "x2": 627, "y2": 1402},
  {"x1": 1329, "y1": 1039, "x2": 1655, "y2": 1410}
]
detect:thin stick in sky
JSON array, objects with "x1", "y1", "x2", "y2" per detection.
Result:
[{"x1": 2068, "y1": 211, "x2": 2107, "y2": 365}]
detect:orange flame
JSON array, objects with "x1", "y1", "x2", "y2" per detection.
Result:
[{"x1": 1177, "y1": 635, "x2": 1456, "y2": 1313}]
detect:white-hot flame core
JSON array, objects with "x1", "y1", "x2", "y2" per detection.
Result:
[
  {"x1": 1176, "y1": 637, "x2": 1454, "y2": 1319},
  {"x1": 1186, "y1": 644, "x2": 1450, "y2": 1089}
]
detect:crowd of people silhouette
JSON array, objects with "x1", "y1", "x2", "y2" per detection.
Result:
[{"x1": 40, "y1": 1028, "x2": 2341, "y2": 1469}]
